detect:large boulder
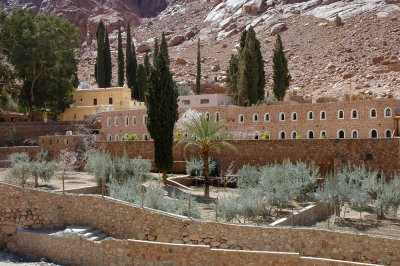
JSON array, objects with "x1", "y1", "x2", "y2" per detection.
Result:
[
  {"x1": 243, "y1": 0, "x2": 267, "y2": 15},
  {"x1": 136, "y1": 43, "x2": 152, "y2": 53},
  {"x1": 168, "y1": 35, "x2": 185, "y2": 47},
  {"x1": 175, "y1": 58, "x2": 187, "y2": 65},
  {"x1": 270, "y1": 22, "x2": 287, "y2": 36}
]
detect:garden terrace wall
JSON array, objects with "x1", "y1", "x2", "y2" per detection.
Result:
[
  {"x1": 0, "y1": 182, "x2": 399, "y2": 265},
  {"x1": 15, "y1": 230, "x2": 372, "y2": 266},
  {"x1": 98, "y1": 138, "x2": 400, "y2": 177},
  {"x1": 0, "y1": 146, "x2": 39, "y2": 167}
]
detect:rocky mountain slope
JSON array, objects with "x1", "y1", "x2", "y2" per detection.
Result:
[{"x1": 2, "y1": 0, "x2": 400, "y2": 100}]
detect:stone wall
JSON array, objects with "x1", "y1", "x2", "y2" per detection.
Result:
[
  {"x1": 98, "y1": 138, "x2": 400, "y2": 177},
  {"x1": 1, "y1": 182, "x2": 399, "y2": 265},
  {"x1": 15, "y1": 230, "x2": 370, "y2": 266},
  {"x1": 270, "y1": 204, "x2": 330, "y2": 227},
  {"x1": 0, "y1": 146, "x2": 39, "y2": 168},
  {"x1": 56, "y1": 185, "x2": 101, "y2": 195}
]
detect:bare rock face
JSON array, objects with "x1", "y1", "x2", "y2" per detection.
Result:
[
  {"x1": 243, "y1": 0, "x2": 267, "y2": 15},
  {"x1": 137, "y1": 43, "x2": 152, "y2": 53},
  {"x1": 175, "y1": 58, "x2": 187, "y2": 65},
  {"x1": 270, "y1": 22, "x2": 288, "y2": 35},
  {"x1": 168, "y1": 35, "x2": 185, "y2": 47}
]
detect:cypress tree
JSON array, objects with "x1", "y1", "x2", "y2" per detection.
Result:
[
  {"x1": 226, "y1": 54, "x2": 239, "y2": 103},
  {"x1": 131, "y1": 41, "x2": 138, "y2": 99},
  {"x1": 95, "y1": 21, "x2": 105, "y2": 88},
  {"x1": 195, "y1": 38, "x2": 201, "y2": 95},
  {"x1": 237, "y1": 27, "x2": 259, "y2": 106},
  {"x1": 117, "y1": 27, "x2": 124, "y2": 87},
  {"x1": 136, "y1": 64, "x2": 147, "y2": 101},
  {"x1": 144, "y1": 53, "x2": 151, "y2": 76},
  {"x1": 240, "y1": 29, "x2": 247, "y2": 51},
  {"x1": 153, "y1": 37, "x2": 159, "y2": 65},
  {"x1": 255, "y1": 38, "x2": 265, "y2": 102},
  {"x1": 160, "y1": 32, "x2": 169, "y2": 66},
  {"x1": 126, "y1": 23, "x2": 135, "y2": 96},
  {"x1": 145, "y1": 43, "x2": 178, "y2": 184},
  {"x1": 104, "y1": 29, "x2": 112, "y2": 88},
  {"x1": 272, "y1": 34, "x2": 291, "y2": 101}
]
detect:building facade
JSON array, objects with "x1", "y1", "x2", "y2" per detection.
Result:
[
  {"x1": 100, "y1": 98, "x2": 400, "y2": 142},
  {"x1": 60, "y1": 85, "x2": 146, "y2": 121}
]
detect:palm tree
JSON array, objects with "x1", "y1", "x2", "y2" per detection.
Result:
[{"x1": 175, "y1": 113, "x2": 237, "y2": 198}]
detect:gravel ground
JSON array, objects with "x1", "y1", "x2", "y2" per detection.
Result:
[{"x1": 0, "y1": 251, "x2": 58, "y2": 266}]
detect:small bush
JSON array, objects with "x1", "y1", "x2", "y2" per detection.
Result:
[
  {"x1": 122, "y1": 134, "x2": 139, "y2": 141},
  {"x1": 177, "y1": 85, "x2": 194, "y2": 96},
  {"x1": 85, "y1": 150, "x2": 113, "y2": 185},
  {"x1": 6, "y1": 152, "x2": 30, "y2": 184},
  {"x1": 237, "y1": 164, "x2": 260, "y2": 189},
  {"x1": 185, "y1": 157, "x2": 219, "y2": 177},
  {"x1": 261, "y1": 132, "x2": 269, "y2": 140}
]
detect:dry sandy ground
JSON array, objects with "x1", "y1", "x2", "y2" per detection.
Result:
[
  {"x1": 0, "y1": 168, "x2": 97, "y2": 191},
  {"x1": 0, "y1": 251, "x2": 57, "y2": 266}
]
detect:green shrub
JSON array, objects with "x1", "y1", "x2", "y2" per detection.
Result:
[
  {"x1": 237, "y1": 164, "x2": 261, "y2": 189},
  {"x1": 177, "y1": 85, "x2": 194, "y2": 96},
  {"x1": 261, "y1": 132, "x2": 269, "y2": 140},
  {"x1": 122, "y1": 134, "x2": 139, "y2": 141},
  {"x1": 185, "y1": 157, "x2": 219, "y2": 177},
  {"x1": 30, "y1": 161, "x2": 56, "y2": 187},
  {"x1": 85, "y1": 150, "x2": 114, "y2": 186},
  {"x1": 6, "y1": 152, "x2": 30, "y2": 184}
]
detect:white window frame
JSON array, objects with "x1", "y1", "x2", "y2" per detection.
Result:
[
  {"x1": 253, "y1": 113, "x2": 259, "y2": 122},
  {"x1": 385, "y1": 129, "x2": 392, "y2": 138},
  {"x1": 132, "y1": 116, "x2": 137, "y2": 126},
  {"x1": 320, "y1": 111, "x2": 326, "y2": 120},
  {"x1": 291, "y1": 131, "x2": 297, "y2": 139},
  {"x1": 291, "y1": 112, "x2": 297, "y2": 121},
  {"x1": 107, "y1": 117, "x2": 111, "y2": 127},
  {"x1": 143, "y1": 115, "x2": 148, "y2": 124},
  {"x1": 351, "y1": 109, "x2": 358, "y2": 119},
  {"x1": 264, "y1": 113, "x2": 270, "y2": 122},
  {"x1": 279, "y1": 112, "x2": 285, "y2": 122},
  {"x1": 143, "y1": 133, "x2": 149, "y2": 141},
  {"x1": 338, "y1": 110, "x2": 344, "y2": 119},
  {"x1": 384, "y1": 107, "x2": 392, "y2": 117},
  {"x1": 238, "y1": 114, "x2": 244, "y2": 123},
  {"x1": 337, "y1": 130, "x2": 345, "y2": 139},
  {"x1": 370, "y1": 129, "x2": 378, "y2": 138},
  {"x1": 107, "y1": 134, "x2": 112, "y2": 141},
  {"x1": 215, "y1": 112, "x2": 220, "y2": 122},
  {"x1": 307, "y1": 130, "x2": 314, "y2": 139},
  {"x1": 205, "y1": 112, "x2": 210, "y2": 122},
  {"x1": 114, "y1": 135, "x2": 119, "y2": 142},
  {"x1": 253, "y1": 132, "x2": 260, "y2": 140},
  {"x1": 125, "y1": 116, "x2": 129, "y2": 126},
  {"x1": 279, "y1": 131, "x2": 286, "y2": 139},
  {"x1": 351, "y1": 130, "x2": 358, "y2": 139},
  {"x1": 370, "y1": 108, "x2": 377, "y2": 118},
  {"x1": 320, "y1": 131, "x2": 327, "y2": 138},
  {"x1": 114, "y1": 117, "x2": 119, "y2": 126},
  {"x1": 308, "y1": 111, "x2": 313, "y2": 120}
]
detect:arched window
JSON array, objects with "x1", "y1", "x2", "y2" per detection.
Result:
[
  {"x1": 320, "y1": 111, "x2": 326, "y2": 120},
  {"x1": 114, "y1": 135, "x2": 119, "y2": 142},
  {"x1": 240, "y1": 132, "x2": 245, "y2": 140},
  {"x1": 291, "y1": 112, "x2": 297, "y2": 121},
  {"x1": 143, "y1": 134, "x2": 149, "y2": 141},
  {"x1": 338, "y1": 110, "x2": 344, "y2": 119},
  {"x1": 292, "y1": 131, "x2": 297, "y2": 139},
  {"x1": 184, "y1": 133, "x2": 188, "y2": 137},
  {"x1": 215, "y1": 112, "x2": 220, "y2": 122},
  {"x1": 385, "y1": 129, "x2": 392, "y2": 138},
  {"x1": 308, "y1": 111, "x2": 313, "y2": 120},
  {"x1": 264, "y1": 113, "x2": 270, "y2": 122},
  {"x1": 351, "y1": 109, "x2": 358, "y2": 119},
  {"x1": 254, "y1": 132, "x2": 259, "y2": 140},
  {"x1": 384, "y1": 108, "x2": 392, "y2": 117},
  {"x1": 371, "y1": 129, "x2": 378, "y2": 138},
  {"x1": 280, "y1": 131, "x2": 286, "y2": 139},
  {"x1": 125, "y1": 116, "x2": 129, "y2": 126},
  {"x1": 132, "y1": 116, "x2": 137, "y2": 126},
  {"x1": 308, "y1": 130, "x2": 314, "y2": 139},
  {"x1": 107, "y1": 117, "x2": 111, "y2": 127},
  {"x1": 143, "y1": 115, "x2": 148, "y2": 124},
  {"x1": 280, "y1": 113, "x2": 285, "y2": 121},
  {"x1": 370, "y1": 108, "x2": 377, "y2": 118},
  {"x1": 238, "y1": 114, "x2": 244, "y2": 123},
  {"x1": 253, "y1": 114, "x2": 259, "y2": 122},
  {"x1": 205, "y1": 112, "x2": 210, "y2": 121},
  {"x1": 320, "y1": 131, "x2": 327, "y2": 138},
  {"x1": 114, "y1": 117, "x2": 119, "y2": 126},
  {"x1": 338, "y1": 130, "x2": 345, "y2": 139},
  {"x1": 352, "y1": 130, "x2": 358, "y2": 139},
  {"x1": 107, "y1": 134, "x2": 112, "y2": 141}
]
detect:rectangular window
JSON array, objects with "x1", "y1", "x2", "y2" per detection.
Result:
[
  {"x1": 200, "y1": 99, "x2": 210, "y2": 104},
  {"x1": 182, "y1": 100, "x2": 191, "y2": 105},
  {"x1": 93, "y1": 98, "x2": 97, "y2": 105},
  {"x1": 109, "y1": 98, "x2": 113, "y2": 104}
]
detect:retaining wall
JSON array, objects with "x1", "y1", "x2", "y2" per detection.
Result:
[{"x1": 0, "y1": 182, "x2": 399, "y2": 265}]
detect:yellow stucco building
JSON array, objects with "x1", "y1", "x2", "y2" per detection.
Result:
[{"x1": 60, "y1": 85, "x2": 146, "y2": 121}]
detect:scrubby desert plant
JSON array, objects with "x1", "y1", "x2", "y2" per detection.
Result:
[
  {"x1": 6, "y1": 152, "x2": 30, "y2": 184},
  {"x1": 185, "y1": 156, "x2": 219, "y2": 177},
  {"x1": 85, "y1": 150, "x2": 113, "y2": 186},
  {"x1": 58, "y1": 149, "x2": 77, "y2": 191}
]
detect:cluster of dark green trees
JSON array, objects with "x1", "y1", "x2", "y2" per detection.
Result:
[
  {"x1": 0, "y1": 9, "x2": 80, "y2": 119},
  {"x1": 227, "y1": 27, "x2": 291, "y2": 105}
]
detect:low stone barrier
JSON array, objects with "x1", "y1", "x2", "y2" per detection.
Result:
[
  {"x1": 15, "y1": 230, "x2": 375, "y2": 266},
  {"x1": 55, "y1": 186, "x2": 101, "y2": 195},
  {"x1": 0, "y1": 182, "x2": 399, "y2": 265},
  {"x1": 270, "y1": 204, "x2": 330, "y2": 227}
]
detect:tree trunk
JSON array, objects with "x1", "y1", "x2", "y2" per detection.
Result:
[
  {"x1": 203, "y1": 150, "x2": 210, "y2": 198},
  {"x1": 162, "y1": 170, "x2": 167, "y2": 184},
  {"x1": 35, "y1": 177, "x2": 38, "y2": 187},
  {"x1": 29, "y1": 68, "x2": 37, "y2": 121}
]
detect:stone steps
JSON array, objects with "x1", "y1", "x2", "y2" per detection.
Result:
[{"x1": 61, "y1": 225, "x2": 109, "y2": 242}]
